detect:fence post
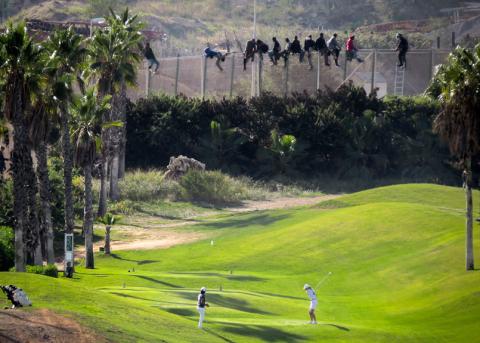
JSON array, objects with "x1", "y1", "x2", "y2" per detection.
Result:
[
  {"x1": 343, "y1": 55, "x2": 348, "y2": 82},
  {"x1": 251, "y1": 56, "x2": 256, "y2": 98},
  {"x1": 201, "y1": 56, "x2": 207, "y2": 99},
  {"x1": 370, "y1": 49, "x2": 376, "y2": 95},
  {"x1": 452, "y1": 31, "x2": 456, "y2": 49},
  {"x1": 316, "y1": 51, "x2": 321, "y2": 91},
  {"x1": 257, "y1": 57, "x2": 263, "y2": 96},
  {"x1": 430, "y1": 48, "x2": 435, "y2": 80},
  {"x1": 284, "y1": 59, "x2": 289, "y2": 98},
  {"x1": 436, "y1": 36, "x2": 441, "y2": 49},
  {"x1": 145, "y1": 65, "x2": 151, "y2": 97},
  {"x1": 229, "y1": 54, "x2": 235, "y2": 98},
  {"x1": 174, "y1": 54, "x2": 180, "y2": 96}
]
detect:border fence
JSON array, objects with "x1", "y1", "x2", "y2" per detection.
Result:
[{"x1": 133, "y1": 48, "x2": 451, "y2": 100}]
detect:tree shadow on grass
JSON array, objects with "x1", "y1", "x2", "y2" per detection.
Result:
[
  {"x1": 169, "y1": 271, "x2": 265, "y2": 282},
  {"x1": 322, "y1": 323, "x2": 350, "y2": 331},
  {"x1": 220, "y1": 323, "x2": 306, "y2": 342},
  {"x1": 176, "y1": 292, "x2": 271, "y2": 315},
  {"x1": 109, "y1": 253, "x2": 160, "y2": 266},
  {"x1": 206, "y1": 213, "x2": 291, "y2": 229},
  {"x1": 203, "y1": 328, "x2": 235, "y2": 343},
  {"x1": 164, "y1": 308, "x2": 196, "y2": 316},
  {"x1": 131, "y1": 275, "x2": 183, "y2": 288}
]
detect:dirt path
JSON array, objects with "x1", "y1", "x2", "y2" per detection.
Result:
[
  {"x1": 0, "y1": 309, "x2": 106, "y2": 343},
  {"x1": 73, "y1": 194, "x2": 340, "y2": 255},
  {"x1": 228, "y1": 194, "x2": 340, "y2": 212}
]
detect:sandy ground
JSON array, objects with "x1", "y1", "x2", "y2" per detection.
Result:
[
  {"x1": 76, "y1": 194, "x2": 341, "y2": 254},
  {"x1": 0, "y1": 309, "x2": 106, "y2": 343}
]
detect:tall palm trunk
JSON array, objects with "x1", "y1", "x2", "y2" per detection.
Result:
[
  {"x1": 465, "y1": 157, "x2": 474, "y2": 271},
  {"x1": 118, "y1": 82, "x2": 127, "y2": 179},
  {"x1": 10, "y1": 81, "x2": 29, "y2": 271},
  {"x1": 84, "y1": 163, "x2": 94, "y2": 269},
  {"x1": 97, "y1": 154, "x2": 109, "y2": 217},
  {"x1": 36, "y1": 141, "x2": 55, "y2": 264},
  {"x1": 104, "y1": 225, "x2": 111, "y2": 255},
  {"x1": 109, "y1": 90, "x2": 123, "y2": 201},
  {"x1": 60, "y1": 104, "x2": 75, "y2": 235}
]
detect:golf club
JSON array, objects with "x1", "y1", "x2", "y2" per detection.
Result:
[{"x1": 315, "y1": 272, "x2": 332, "y2": 289}]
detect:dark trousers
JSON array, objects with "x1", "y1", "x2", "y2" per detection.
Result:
[
  {"x1": 243, "y1": 51, "x2": 255, "y2": 70},
  {"x1": 331, "y1": 48, "x2": 340, "y2": 66},
  {"x1": 398, "y1": 50, "x2": 407, "y2": 67}
]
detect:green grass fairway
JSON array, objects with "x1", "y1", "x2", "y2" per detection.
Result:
[{"x1": 1, "y1": 184, "x2": 480, "y2": 342}]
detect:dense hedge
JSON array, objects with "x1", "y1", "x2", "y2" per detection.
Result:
[
  {"x1": 0, "y1": 226, "x2": 14, "y2": 271},
  {"x1": 126, "y1": 84, "x2": 456, "y2": 184}
]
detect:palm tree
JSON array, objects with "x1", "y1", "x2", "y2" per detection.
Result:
[
  {"x1": 27, "y1": 70, "x2": 71, "y2": 265},
  {"x1": 427, "y1": 45, "x2": 480, "y2": 271},
  {"x1": 45, "y1": 28, "x2": 87, "y2": 239},
  {"x1": 0, "y1": 22, "x2": 45, "y2": 271},
  {"x1": 71, "y1": 88, "x2": 111, "y2": 269},
  {"x1": 88, "y1": 8, "x2": 143, "y2": 212},
  {"x1": 97, "y1": 213, "x2": 121, "y2": 255}
]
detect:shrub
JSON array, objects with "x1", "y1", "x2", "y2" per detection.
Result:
[
  {"x1": 178, "y1": 170, "x2": 249, "y2": 205},
  {"x1": 0, "y1": 226, "x2": 14, "y2": 271},
  {"x1": 119, "y1": 169, "x2": 181, "y2": 202},
  {"x1": 26, "y1": 264, "x2": 58, "y2": 278},
  {"x1": 0, "y1": 180, "x2": 13, "y2": 227}
]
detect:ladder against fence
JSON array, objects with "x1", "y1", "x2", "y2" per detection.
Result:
[{"x1": 136, "y1": 49, "x2": 451, "y2": 100}]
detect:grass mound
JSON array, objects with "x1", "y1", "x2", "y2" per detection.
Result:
[{"x1": 1, "y1": 184, "x2": 479, "y2": 342}]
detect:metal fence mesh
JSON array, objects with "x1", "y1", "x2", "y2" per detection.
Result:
[{"x1": 133, "y1": 49, "x2": 451, "y2": 100}]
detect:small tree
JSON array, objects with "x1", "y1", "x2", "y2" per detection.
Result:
[
  {"x1": 427, "y1": 45, "x2": 480, "y2": 271},
  {"x1": 269, "y1": 130, "x2": 297, "y2": 174},
  {"x1": 97, "y1": 213, "x2": 121, "y2": 255},
  {"x1": 71, "y1": 89, "x2": 111, "y2": 269}
]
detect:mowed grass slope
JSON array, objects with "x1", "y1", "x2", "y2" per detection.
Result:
[{"x1": 1, "y1": 184, "x2": 480, "y2": 342}]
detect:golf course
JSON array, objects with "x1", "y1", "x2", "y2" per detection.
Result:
[{"x1": 1, "y1": 183, "x2": 479, "y2": 342}]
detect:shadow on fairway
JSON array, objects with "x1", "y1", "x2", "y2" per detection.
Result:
[
  {"x1": 110, "y1": 253, "x2": 160, "y2": 266},
  {"x1": 221, "y1": 323, "x2": 306, "y2": 342},
  {"x1": 207, "y1": 213, "x2": 291, "y2": 229},
  {"x1": 323, "y1": 323, "x2": 350, "y2": 331},
  {"x1": 177, "y1": 292, "x2": 271, "y2": 315},
  {"x1": 204, "y1": 328, "x2": 235, "y2": 343},
  {"x1": 164, "y1": 308, "x2": 196, "y2": 316},
  {"x1": 132, "y1": 275, "x2": 183, "y2": 288},
  {"x1": 110, "y1": 292, "x2": 158, "y2": 302},
  {"x1": 169, "y1": 271, "x2": 265, "y2": 282}
]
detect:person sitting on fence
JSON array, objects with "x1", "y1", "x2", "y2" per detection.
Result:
[
  {"x1": 327, "y1": 33, "x2": 342, "y2": 67},
  {"x1": 204, "y1": 46, "x2": 228, "y2": 72},
  {"x1": 256, "y1": 39, "x2": 269, "y2": 61},
  {"x1": 304, "y1": 34, "x2": 315, "y2": 70},
  {"x1": 144, "y1": 42, "x2": 160, "y2": 73},
  {"x1": 269, "y1": 37, "x2": 281, "y2": 65},
  {"x1": 244, "y1": 38, "x2": 257, "y2": 71},
  {"x1": 280, "y1": 38, "x2": 292, "y2": 67},
  {"x1": 346, "y1": 35, "x2": 363, "y2": 63},
  {"x1": 395, "y1": 33, "x2": 409, "y2": 68},
  {"x1": 316, "y1": 32, "x2": 330, "y2": 67},
  {"x1": 290, "y1": 35, "x2": 305, "y2": 62}
]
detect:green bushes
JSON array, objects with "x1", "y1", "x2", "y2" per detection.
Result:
[
  {"x1": 26, "y1": 264, "x2": 58, "y2": 278},
  {"x1": 0, "y1": 226, "x2": 14, "y2": 271},
  {"x1": 118, "y1": 169, "x2": 180, "y2": 202},
  {"x1": 178, "y1": 170, "x2": 249, "y2": 205},
  {"x1": 0, "y1": 181, "x2": 13, "y2": 227},
  {"x1": 127, "y1": 85, "x2": 456, "y2": 185}
]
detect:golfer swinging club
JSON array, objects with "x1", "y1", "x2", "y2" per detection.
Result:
[
  {"x1": 304, "y1": 284, "x2": 317, "y2": 324},
  {"x1": 197, "y1": 287, "x2": 209, "y2": 329}
]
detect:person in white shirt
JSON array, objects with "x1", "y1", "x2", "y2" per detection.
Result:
[
  {"x1": 304, "y1": 284, "x2": 317, "y2": 324},
  {"x1": 197, "y1": 287, "x2": 209, "y2": 329}
]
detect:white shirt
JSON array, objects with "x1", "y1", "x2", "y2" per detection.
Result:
[{"x1": 306, "y1": 288, "x2": 317, "y2": 301}]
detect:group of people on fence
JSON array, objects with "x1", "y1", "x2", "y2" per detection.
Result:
[{"x1": 143, "y1": 32, "x2": 408, "y2": 74}]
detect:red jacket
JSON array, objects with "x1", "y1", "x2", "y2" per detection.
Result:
[{"x1": 346, "y1": 38, "x2": 356, "y2": 51}]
